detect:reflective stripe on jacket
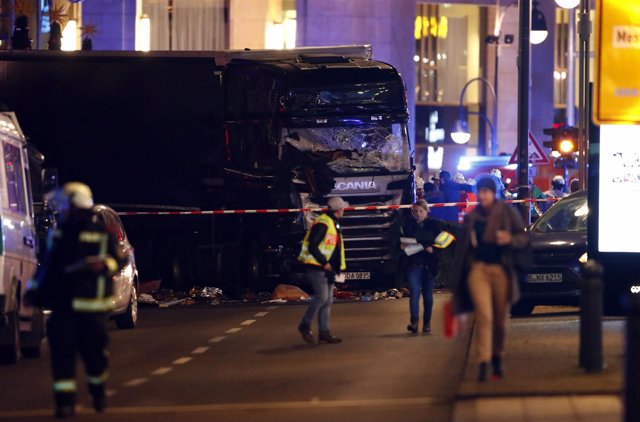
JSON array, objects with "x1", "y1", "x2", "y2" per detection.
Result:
[{"x1": 299, "y1": 213, "x2": 346, "y2": 271}]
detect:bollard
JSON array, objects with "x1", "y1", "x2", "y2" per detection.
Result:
[
  {"x1": 579, "y1": 260, "x2": 604, "y2": 373},
  {"x1": 625, "y1": 289, "x2": 640, "y2": 422}
]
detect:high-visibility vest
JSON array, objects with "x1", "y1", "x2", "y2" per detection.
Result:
[{"x1": 299, "y1": 213, "x2": 346, "y2": 271}]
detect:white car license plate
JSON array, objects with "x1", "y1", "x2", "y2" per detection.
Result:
[
  {"x1": 344, "y1": 272, "x2": 371, "y2": 280},
  {"x1": 527, "y1": 273, "x2": 563, "y2": 283}
]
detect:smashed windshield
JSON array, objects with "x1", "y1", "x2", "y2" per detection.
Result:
[{"x1": 282, "y1": 123, "x2": 410, "y2": 174}]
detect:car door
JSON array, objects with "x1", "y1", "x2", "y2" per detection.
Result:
[{"x1": 1, "y1": 139, "x2": 37, "y2": 329}]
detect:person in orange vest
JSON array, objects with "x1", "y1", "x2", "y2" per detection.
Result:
[{"x1": 297, "y1": 197, "x2": 347, "y2": 344}]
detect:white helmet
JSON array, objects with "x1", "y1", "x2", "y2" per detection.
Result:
[
  {"x1": 490, "y1": 168, "x2": 502, "y2": 179},
  {"x1": 416, "y1": 176, "x2": 425, "y2": 189},
  {"x1": 63, "y1": 182, "x2": 94, "y2": 210},
  {"x1": 453, "y1": 173, "x2": 466, "y2": 184}
]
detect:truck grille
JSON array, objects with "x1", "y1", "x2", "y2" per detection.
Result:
[{"x1": 338, "y1": 195, "x2": 400, "y2": 264}]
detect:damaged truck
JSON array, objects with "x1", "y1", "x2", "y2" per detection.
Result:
[{"x1": 0, "y1": 46, "x2": 414, "y2": 293}]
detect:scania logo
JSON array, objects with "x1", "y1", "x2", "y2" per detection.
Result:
[{"x1": 335, "y1": 181, "x2": 377, "y2": 191}]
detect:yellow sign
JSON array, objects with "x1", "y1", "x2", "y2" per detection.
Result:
[
  {"x1": 414, "y1": 16, "x2": 448, "y2": 40},
  {"x1": 595, "y1": 0, "x2": 640, "y2": 124}
]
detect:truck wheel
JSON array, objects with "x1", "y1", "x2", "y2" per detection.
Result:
[
  {"x1": 511, "y1": 302, "x2": 535, "y2": 317},
  {"x1": 116, "y1": 284, "x2": 138, "y2": 330},
  {"x1": 0, "y1": 310, "x2": 20, "y2": 364},
  {"x1": 21, "y1": 309, "x2": 44, "y2": 358}
]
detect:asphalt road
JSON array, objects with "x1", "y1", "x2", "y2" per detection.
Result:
[{"x1": 0, "y1": 293, "x2": 471, "y2": 422}]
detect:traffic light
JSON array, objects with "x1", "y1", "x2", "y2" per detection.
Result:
[{"x1": 543, "y1": 126, "x2": 578, "y2": 158}]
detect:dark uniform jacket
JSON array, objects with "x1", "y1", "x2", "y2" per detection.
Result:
[{"x1": 34, "y1": 212, "x2": 127, "y2": 315}]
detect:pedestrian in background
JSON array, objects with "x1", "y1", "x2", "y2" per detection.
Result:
[
  {"x1": 452, "y1": 177, "x2": 530, "y2": 382},
  {"x1": 545, "y1": 175, "x2": 568, "y2": 198},
  {"x1": 297, "y1": 197, "x2": 347, "y2": 345},
  {"x1": 438, "y1": 170, "x2": 473, "y2": 223},
  {"x1": 25, "y1": 183, "x2": 126, "y2": 418},
  {"x1": 570, "y1": 178, "x2": 580, "y2": 193},
  {"x1": 400, "y1": 200, "x2": 454, "y2": 334}
]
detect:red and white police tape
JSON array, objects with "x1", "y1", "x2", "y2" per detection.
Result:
[{"x1": 116, "y1": 198, "x2": 560, "y2": 217}]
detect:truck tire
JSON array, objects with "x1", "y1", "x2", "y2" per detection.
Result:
[
  {"x1": 0, "y1": 310, "x2": 20, "y2": 364},
  {"x1": 21, "y1": 309, "x2": 44, "y2": 358},
  {"x1": 116, "y1": 284, "x2": 138, "y2": 330}
]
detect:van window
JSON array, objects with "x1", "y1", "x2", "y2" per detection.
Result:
[{"x1": 3, "y1": 142, "x2": 27, "y2": 215}]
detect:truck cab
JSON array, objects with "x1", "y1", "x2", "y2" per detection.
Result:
[
  {"x1": 218, "y1": 47, "x2": 414, "y2": 287},
  {"x1": 0, "y1": 112, "x2": 41, "y2": 364}
]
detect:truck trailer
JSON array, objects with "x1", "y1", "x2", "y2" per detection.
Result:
[{"x1": 0, "y1": 46, "x2": 414, "y2": 294}]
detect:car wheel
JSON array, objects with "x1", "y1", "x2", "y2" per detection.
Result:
[
  {"x1": 115, "y1": 284, "x2": 138, "y2": 330},
  {"x1": 511, "y1": 301, "x2": 535, "y2": 317},
  {"x1": 0, "y1": 310, "x2": 21, "y2": 364}
]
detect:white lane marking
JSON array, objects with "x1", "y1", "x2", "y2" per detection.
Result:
[
  {"x1": 151, "y1": 367, "x2": 173, "y2": 376},
  {"x1": 241, "y1": 319, "x2": 256, "y2": 326},
  {"x1": 191, "y1": 346, "x2": 209, "y2": 354},
  {"x1": 0, "y1": 397, "x2": 443, "y2": 418},
  {"x1": 106, "y1": 389, "x2": 118, "y2": 397},
  {"x1": 173, "y1": 357, "x2": 193, "y2": 365},
  {"x1": 124, "y1": 378, "x2": 148, "y2": 387},
  {"x1": 254, "y1": 312, "x2": 268, "y2": 317},
  {"x1": 209, "y1": 336, "x2": 226, "y2": 343},
  {"x1": 226, "y1": 327, "x2": 242, "y2": 334},
  {"x1": 267, "y1": 306, "x2": 280, "y2": 310}
]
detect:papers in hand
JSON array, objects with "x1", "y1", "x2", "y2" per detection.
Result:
[
  {"x1": 400, "y1": 237, "x2": 418, "y2": 244},
  {"x1": 401, "y1": 237, "x2": 423, "y2": 256},
  {"x1": 404, "y1": 244, "x2": 425, "y2": 256},
  {"x1": 334, "y1": 273, "x2": 346, "y2": 283}
]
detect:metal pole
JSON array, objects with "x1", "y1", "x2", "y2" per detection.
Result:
[
  {"x1": 458, "y1": 77, "x2": 498, "y2": 154},
  {"x1": 517, "y1": 0, "x2": 531, "y2": 221},
  {"x1": 625, "y1": 291, "x2": 640, "y2": 422},
  {"x1": 493, "y1": 46, "x2": 500, "y2": 156},
  {"x1": 566, "y1": 9, "x2": 576, "y2": 126},
  {"x1": 577, "y1": 0, "x2": 591, "y2": 190},
  {"x1": 579, "y1": 260, "x2": 604, "y2": 373}
]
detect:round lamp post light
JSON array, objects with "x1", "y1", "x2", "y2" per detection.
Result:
[
  {"x1": 530, "y1": 1, "x2": 549, "y2": 45},
  {"x1": 555, "y1": 0, "x2": 580, "y2": 9},
  {"x1": 451, "y1": 120, "x2": 471, "y2": 145}
]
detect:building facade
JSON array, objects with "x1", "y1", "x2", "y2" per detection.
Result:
[{"x1": 0, "y1": 0, "x2": 584, "y2": 185}]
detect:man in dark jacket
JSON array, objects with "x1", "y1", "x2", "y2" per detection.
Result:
[
  {"x1": 26, "y1": 183, "x2": 126, "y2": 418},
  {"x1": 438, "y1": 171, "x2": 472, "y2": 222},
  {"x1": 297, "y1": 197, "x2": 347, "y2": 344}
]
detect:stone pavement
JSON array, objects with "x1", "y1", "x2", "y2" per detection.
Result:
[
  {"x1": 452, "y1": 307, "x2": 625, "y2": 422},
  {"x1": 453, "y1": 395, "x2": 621, "y2": 422}
]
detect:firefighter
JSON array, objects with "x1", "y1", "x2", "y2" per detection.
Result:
[
  {"x1": 297, "y1": 197, "x2": 347, "y2": 344},
  {"x1": 25, "y1": 183, "x2": 126, "y2": 418}
]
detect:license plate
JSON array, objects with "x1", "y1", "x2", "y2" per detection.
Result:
[
  {"x1": 527, "y1": 273, "x2": 563, "y2": 283},
  {"x1": 344, "y1": 272, "x2": 371, "y2": 280}
]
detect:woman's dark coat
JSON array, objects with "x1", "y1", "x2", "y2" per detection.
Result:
[{"x1": 451, "y1": 201, "x2": 530, "y2": 314}]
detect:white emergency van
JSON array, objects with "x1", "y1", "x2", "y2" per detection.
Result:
[{"x1": 0, "y1": 112, "x2": 41, "y2": 364}]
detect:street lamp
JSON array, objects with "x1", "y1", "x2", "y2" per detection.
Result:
[
  {"x1": 530, "y1": 0, "x2": 549, "y2": 45},
  {"x1": 451, "y1": 120, "x2": 471, "y2": 145},
  {"x1": 555, "y1": 0, "x2": 579, "y2": 9},
  {"x1": 451, "y1": 77, "x2": 497, "y2": 153}
]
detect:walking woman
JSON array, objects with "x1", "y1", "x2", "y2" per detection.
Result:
[
  {"x1": 452, "y1": 177, "x2": 530, "y2": 382},
  {"x1": 401, "y1": 200, "x2": 454, "y2": 334}
]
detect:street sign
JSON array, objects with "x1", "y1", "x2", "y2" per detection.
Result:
[
  {"x1": 594, "y1": 0, "x2": 640, "y2": 124},
  {"x1": 509, "y1": 132, "x2": 550, "y2": 165}
]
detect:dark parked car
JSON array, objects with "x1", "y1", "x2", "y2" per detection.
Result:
[
  {"x1": 511, "y1": 191, "x2": 588, "y2": 316},
  {"x1": 93, "y1": 205, "x2": 139, "y2": 329}
]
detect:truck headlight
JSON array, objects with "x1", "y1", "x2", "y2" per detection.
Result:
[{"x1": 578, "y1": 252, "x2": 588, "y2": 264}]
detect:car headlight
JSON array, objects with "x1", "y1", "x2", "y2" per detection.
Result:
[{"x1": 578, "y1": 252, "x2": 588, "y2": 264}]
